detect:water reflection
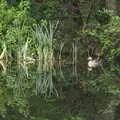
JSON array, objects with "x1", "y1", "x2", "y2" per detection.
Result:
[
  {"x1": 0, "y1": 60, "x2": 7, "y2": 74},
  {"x1": 35, "y1": 60, "x2": 58, "y2": 97},
  {"x1": 18, "y1": 61, "x2": 29, "y2": 77},
  {"x1": 0, "y1": 60, "x2": 119, "y2": 120}
]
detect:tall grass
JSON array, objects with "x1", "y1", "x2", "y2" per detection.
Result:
[{"x1": 33, "y1": 21, "x2": 59, "y2": 63}]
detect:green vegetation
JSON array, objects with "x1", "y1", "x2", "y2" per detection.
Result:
[
  {"x1": 33, "y1": 21, "x2": 59, "y2": 62},
  {"x1": 0, "y1": 0, "x2": 120, "y2": 120}
]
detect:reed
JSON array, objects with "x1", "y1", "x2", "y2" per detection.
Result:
[{"x1": 33, "y1": 21, "x2": 59, "y2": 63}]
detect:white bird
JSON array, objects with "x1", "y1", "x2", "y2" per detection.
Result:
[{"x1": 88, "y1": 56, "x2": 100, "y2": 71}]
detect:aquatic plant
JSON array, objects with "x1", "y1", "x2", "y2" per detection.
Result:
[{"x1": 33, "y1": 20, "x2": 59, "y2": 63}]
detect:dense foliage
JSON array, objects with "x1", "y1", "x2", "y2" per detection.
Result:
[{"x1": 0, "y1": 0, "x2": 120, "y2": 120}]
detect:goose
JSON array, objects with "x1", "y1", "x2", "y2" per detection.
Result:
[{"x1": 88, "y1": 56, "x2": 100, "y2": 71}]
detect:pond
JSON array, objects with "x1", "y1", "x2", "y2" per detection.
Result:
[{"x1": 0, "y1": 59, "x2": 120, "y2": 120}]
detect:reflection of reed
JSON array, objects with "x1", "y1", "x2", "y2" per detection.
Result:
[
  {"x1": 14, "y1": 61, "x2": 34, "y2": 97},
  {"x1": 18, "y1": 61, "x2": 29, "y2": 77},
  {"x1": 58, "y1": 60, "x2": 65, "y2": 80},
  {"x1": 72, "y1": 42, "x2": 78, "y2": 78},
  {"x1": 36, "y1": 60, "x2": 58, "y2": 97},
  {"x1": 59, "y1": 42, "x2": 65, "y2": 60},
  {"x1": 0, "y1": 60, "x2": 7, "y2": 74},
  {"x1": 14, "y1": 77, "x2": 26, "y2": 97},
  {"x1": 58, "y1": 42, "x2": 65, "y2": 80},
  {"x1": 58, "y1": 41, "x2": 79, "y2": 81}
]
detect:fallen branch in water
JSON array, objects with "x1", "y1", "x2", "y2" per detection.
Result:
[
  {"x1": 0, "y1": 60, "x2": 6, "y2": 74},
  {"x1": 0, "y1": 43, "x2": 7, "y2": 60}
]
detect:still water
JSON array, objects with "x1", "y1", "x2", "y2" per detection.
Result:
[{"x1": 0, "y1": 60, "x2": 120, "y2": 120}]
